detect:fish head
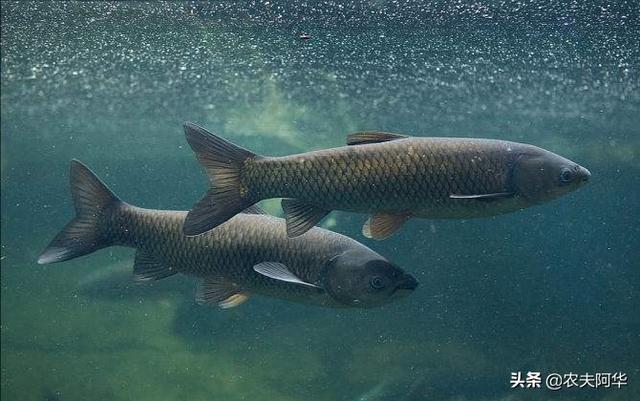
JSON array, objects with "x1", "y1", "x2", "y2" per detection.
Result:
[
  {"x1": 512, "y1": 146, "x2": 590, "y2": 203},
  {"x1": 323, "y1": 248, "x2": 418, "y2": 308}
]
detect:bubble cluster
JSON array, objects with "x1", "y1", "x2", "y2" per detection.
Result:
[{"x1": 1, "y1": 1, "x2": 638, "y2": 156}]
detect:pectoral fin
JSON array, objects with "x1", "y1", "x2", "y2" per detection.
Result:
[
  {"x1": 449, "y1": 192, "x2": 514, "y2": 200},
  {"x1": 362, "y1": 213, "x2": 410, "y2": 240},
  {"x1": 281, "y1": 199, "x2": 330, "y2": 238},
  {"x1": 196, "y1": 278, "x2": 249, "y2": 309},
  {"x1": 253, "y1": 262, "x2": 320, "y2": 288},
  {"x1": 133, "y1": 250, "x2": 177, "y2": 282},
  {"x1": 346, "y1": 131, "x2": 408, "y2": 145}
]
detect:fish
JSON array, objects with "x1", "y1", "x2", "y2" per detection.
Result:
[
  {"x1": 37, "y1": 160, "x2": 417, "y2": 309},
  {"x1": 182, "y1": 123, "x2": 591, "y2": 239}
]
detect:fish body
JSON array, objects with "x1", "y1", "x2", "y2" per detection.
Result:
[
  {"x1": 38, "y1": 160, "x2": 417, "y2": 309},
  {"x1": 183, "y1": 125, "x2": 590, "y2": 239},
  {"x1": 246, "y1": 137, "x2": 528, "y2": 218}
]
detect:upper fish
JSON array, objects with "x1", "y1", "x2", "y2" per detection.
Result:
[
  {"x1": 182, "y1": 123, "x2": 591, "y2": 240},
  {"x1": 37, "y1": 160, "x2": 417, "y2": 309}
]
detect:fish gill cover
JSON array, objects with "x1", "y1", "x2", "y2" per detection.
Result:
[{"x1": 1, "y1": 1, "x2": 639, "y2": 401}]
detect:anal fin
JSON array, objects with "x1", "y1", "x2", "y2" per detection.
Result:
[
  {"x1": 281, "y1": 199, "x2": 329, "y2": 238},
  {"x1": 196, "y1": 277, "x2": 249, "y2": 309},
  {"x1": 363, "y1": 213, "x2": 410, "y2": 240},
  {"x1": 133, "y1": 250, "x2": 177, "y2": 282}
]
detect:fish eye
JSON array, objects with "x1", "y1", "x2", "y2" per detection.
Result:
[
  {"x1": 370, "y1": 276, "x2": 386, "y2": 290},
  {"x1": 560, "y1": 168, "x2": 575, "y2": 183}
]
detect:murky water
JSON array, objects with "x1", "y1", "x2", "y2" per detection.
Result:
[{"x1": 1, "y1": 2, "x2": 638, "y2": 400}]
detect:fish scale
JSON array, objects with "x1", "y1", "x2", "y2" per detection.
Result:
[
  {"x1": 182, "y1": 124, "x2": 589, "y2": 239},
  {"x1": 41, "y1": 164, "x2": 418, "y2": 312},
  {"x1": 38, "y1": 160, "x2": 416, "y2": 308},
  {"x1": 246, "y1": 138, "x2": 515, "y2": 214},
  {"x1": 109, "y1": 209, "x2": 333, "y2": 289}
]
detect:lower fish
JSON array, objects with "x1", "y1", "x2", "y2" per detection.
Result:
[
  {"x1": 38, "y1": 160, "x2": 417, "y2": 309},
  {"x1": 182, "y1": 124, "x2": 590, "y2": 239}
]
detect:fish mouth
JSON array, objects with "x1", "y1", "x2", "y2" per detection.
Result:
[
  {"x1": 395, "y1": 274, "x2": 418, "y2": 292},
  {"x1": 579, "y1": 166, "x2": 591, "y2": 183}
]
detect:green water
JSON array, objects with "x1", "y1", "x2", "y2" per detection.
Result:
[{"x1": 1, "y1": 2, "x2": 638, "y2": 400}]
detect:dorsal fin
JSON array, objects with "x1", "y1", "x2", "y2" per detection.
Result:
[{"x1": 346, "y1": 131, "x2": 408, "y2": 146}]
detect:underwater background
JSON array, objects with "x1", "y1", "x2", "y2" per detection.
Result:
[{"x1": 1, "y1": 1, "x2": 638, "y2": 400}]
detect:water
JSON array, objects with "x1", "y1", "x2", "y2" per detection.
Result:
[{"x1": 1, "y1": 2, "x2": 638, "y2": 400}]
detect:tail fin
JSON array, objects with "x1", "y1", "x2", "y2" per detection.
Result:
[
  {"x1": 183, "y1": 122, "x2": 259, "y2": 236},
  {"x1": 37, "y1": 160, "x2": 123, "y2": 264}
]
